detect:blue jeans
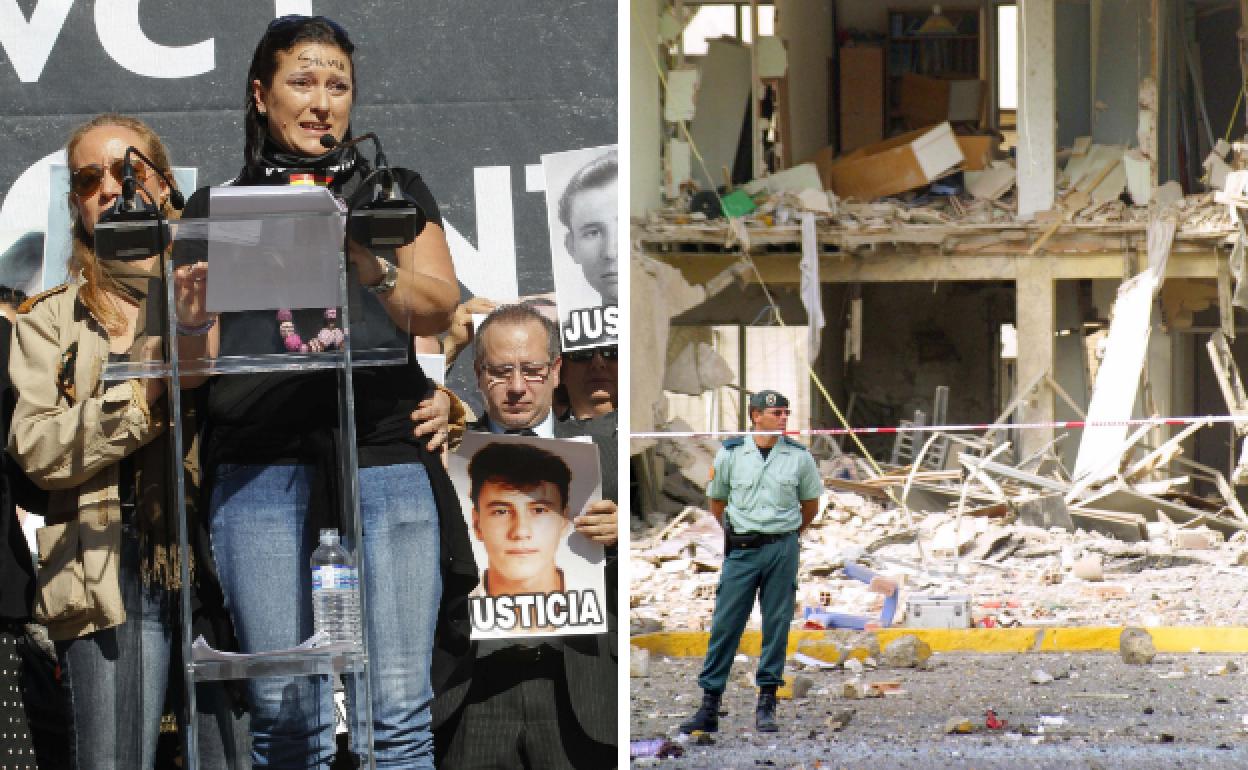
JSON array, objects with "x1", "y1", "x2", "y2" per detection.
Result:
[
  {"x1": 58, "y1": 529, "x2": 251, "y2": 769},
  {"x1": 210, "y1": 462, "x2": 441, "y2": 769}
]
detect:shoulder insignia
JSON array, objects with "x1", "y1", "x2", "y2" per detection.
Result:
[
  {"x1": 17, "y1": 283, "x2": 70, "y2": 315},
  {"x1": 781, "y1": 436, "x2": 808, "y2": 449},
  {"x1": 722, "y1": 436, "x2": 745, "y2": 449}
]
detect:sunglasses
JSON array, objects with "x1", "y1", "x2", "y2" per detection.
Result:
[
  {"x1": 563, "y1": 347, "x2": 618, "y2": 363},
  {"x1": 70, "y1": 159, "x2": 148, "y2": 198},
  {"x1": 762, "y1": 408, "x2": 791, "y2": 416}
]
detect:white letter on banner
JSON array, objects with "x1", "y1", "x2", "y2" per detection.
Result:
[
  {"x1": 95, "y1": 0, "x2": 213, "y2": 78},
  {"x1": 443, "y1": 166, "x2": 519, "y2": 301},
  {"x1": 274, "y1": 0, "x2": 313, "y2": 15},
  {"x1": 0, "y1": 0, "x2": 73, "y2": 83}
]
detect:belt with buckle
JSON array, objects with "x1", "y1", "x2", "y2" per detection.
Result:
[{"x1": 732, "y1": 531, "x2": 795, "y2": 548}]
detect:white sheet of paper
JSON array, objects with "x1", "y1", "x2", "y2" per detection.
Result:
[
  {"x1": 416, "y1": 353, "x2": 446, "y2": 385},
  {"x1": 205, "y1": 186, "x2": 344, "y2": 313},
  {"x1": 664, "y1": 68, "x2": 699, "y2": 123}
]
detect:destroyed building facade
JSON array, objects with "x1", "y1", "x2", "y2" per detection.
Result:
[{"x1": 630, "y1": 0, "x2": 1248, "y2": 541}]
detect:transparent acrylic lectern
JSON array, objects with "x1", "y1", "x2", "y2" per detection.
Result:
[{"x1": 101, "y1": 185, "x2": 412, "y2": 769}]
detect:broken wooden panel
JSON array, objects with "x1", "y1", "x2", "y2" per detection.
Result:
[
  {"x1": 1068, "y1": 507, "x2": 1149, "y2": 542},
  {"x1": 1121, "y1": 419, "x2": 1209, "y2": 481},
  {"x1": 1072, "y1": 216, "x2": 1176, "y2": 482},
  {"x1": 962, "y1": 455, "x2": 1070, "y2": 495},
  {"x1": 1076, "y1": 482, "x2": 1248, "y2": 537},
  {"x1": 1206, "y1": 330, "x2": 1248, "y2": 431}
]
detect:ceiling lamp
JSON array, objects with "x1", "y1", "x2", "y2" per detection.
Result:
[{"x1": 917, "y1": 5, "x2": 958, "y2": 36}]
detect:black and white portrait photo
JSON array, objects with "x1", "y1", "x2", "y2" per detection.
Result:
[{"x1": 541, "y1": 145, "x2": 619, "y2": 352}]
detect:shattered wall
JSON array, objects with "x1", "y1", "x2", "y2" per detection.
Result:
[
  {"x1": 632, "y1": 0, "x2": 663, "y2": 215},
  {"x1": 777, "y1": 0, "x2": 835, "y2": 165},
  {"x1": 1055, "y1": 2, "x2": 1092, "y2": 147},
  {"x1": 1091, "y1": 0, "x2": 1151, "y2": 148},
  {"x1": 849, "y1": 282, "x2": 1012, "y2": 438}
]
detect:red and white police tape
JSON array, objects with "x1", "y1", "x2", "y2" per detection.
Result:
[{"x1": 630, "y1": 415, "x2": 1243, "y2": 440}]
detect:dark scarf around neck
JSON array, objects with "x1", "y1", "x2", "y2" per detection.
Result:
[{"x1": 240, "y1": 136, "x2": 363, "y2": 188}]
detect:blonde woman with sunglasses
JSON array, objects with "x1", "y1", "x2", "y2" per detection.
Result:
[{"x1": 7, "y1": 113, "x2": 248, "y2": 769}]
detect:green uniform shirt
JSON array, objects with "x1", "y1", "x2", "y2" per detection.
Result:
[{"x1": 706, "y1": 436, "x2": 822, "y2": 533}]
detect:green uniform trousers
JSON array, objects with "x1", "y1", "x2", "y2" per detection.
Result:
[{"x1": 697, "y1": 532, "x2": 800, "y2": 694}]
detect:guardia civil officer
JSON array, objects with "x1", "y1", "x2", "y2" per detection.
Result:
[{"x1": 679, "y1": 390, "x2": 822, "y2": 734}]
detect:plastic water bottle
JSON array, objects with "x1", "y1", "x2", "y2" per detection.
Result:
[{"x1": 311, "y1": 529, "x2": 362, "y2": 647}]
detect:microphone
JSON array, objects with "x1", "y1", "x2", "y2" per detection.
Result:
[
  {"x1": 321, "y1": 132, "x2": 426, "y2": 249},
  {"x1": 95, "y1": 146, "x2": 184, "y2": 260},
  {"x1": 320, "y1": 132, "x2": 379, "y2": 159}
]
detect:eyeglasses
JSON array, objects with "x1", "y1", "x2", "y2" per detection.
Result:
[
  {"x1": 70, "y1": 159, "x2": 148, "y2": 197},
  {"x1": 481, "y1": 361, "x2": 554, "y2": 386},
  {"x1": 762, "y1": 408, "x2": 791, "y2": 416},
  {"x1": 563, "y1": 347, "x2": 618, "y2": 364}
]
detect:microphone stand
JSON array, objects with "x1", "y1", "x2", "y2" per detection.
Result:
[{"x1": 319, "y1": 133, "x2": 426, "y2": 249}]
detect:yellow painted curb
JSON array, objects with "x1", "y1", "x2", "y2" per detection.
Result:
[{"x1": 630, "y1": 627, "x2": 1248, "y2": 657}]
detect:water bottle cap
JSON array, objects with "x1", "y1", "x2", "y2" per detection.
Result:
[{"x1": 319, "y1": 528, "x2": 340, "y2": 545}]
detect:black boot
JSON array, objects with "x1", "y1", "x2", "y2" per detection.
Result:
[
  {"x1": 756, "y1": 686, "x2": 779, "y2": 732},
  {"x1": 679, "y1": 691, "x2": 721, "y2": 734}
]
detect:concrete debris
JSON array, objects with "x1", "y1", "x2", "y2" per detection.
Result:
[
  {"x1": 944, "y1": 716, "x2": 976, "y2": 734},
  {"x1": 1072, "y1": 553, "x2": 1105, "y2": 582},
  {"x1": 842, "y1": 677, "x2": 866, "y2": 699},
  {"x1": 881, "y1": 634, "x2": 932, "y2": 668},
  {"x1": 789, "y1": 674, "x2": 814, "y2": 699},
  {"x1": 631, "y1": 646, "x2": 652, "y2": 677},
  {"x1": 964, "y1": 162, "x2": 1015, "y2": 201},
  {"x1": 825, "y1": 708, "x2": 855, "y2": 731},
  {"x1": 1120, "y1": 627, "x2": 1158, "y2": 665}
]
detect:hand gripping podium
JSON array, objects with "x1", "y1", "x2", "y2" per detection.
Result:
[{"x1": 102, "y1": 186, "x2": 410, "y2": 769}]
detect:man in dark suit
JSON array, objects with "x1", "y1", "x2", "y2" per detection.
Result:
[{"x1": 434, "y1": 303, "x2": 617, "y2": 768}]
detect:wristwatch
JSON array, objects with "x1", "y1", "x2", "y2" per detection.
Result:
[{"x1": 366, "y1": 257, "x2": 399, "y2": 295}]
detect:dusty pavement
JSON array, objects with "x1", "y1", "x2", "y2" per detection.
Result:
[{"x1": 630, "y1": 651, "x2": 1248, "y2": 769}]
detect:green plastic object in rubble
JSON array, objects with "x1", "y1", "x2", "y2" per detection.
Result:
[{"x1": 719, "y1": 189, "x2": 757, "y2": 218}]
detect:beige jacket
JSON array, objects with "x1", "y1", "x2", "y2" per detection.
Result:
[{"x1": 8, "y1": 283, "x2": 165, "y2": 641}]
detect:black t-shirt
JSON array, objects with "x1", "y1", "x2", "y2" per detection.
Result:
[{"x1": 176, "y1": 165, "x2": 444, "y2": 468}]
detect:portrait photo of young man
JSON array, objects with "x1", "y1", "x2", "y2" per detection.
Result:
[{"x1": 450, "y1": 432, "x2": 608, "y2": 639}]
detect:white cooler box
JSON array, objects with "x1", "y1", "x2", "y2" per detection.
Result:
[{"x1": 903, "y1": 594, "x2": 971, "y2": 628}]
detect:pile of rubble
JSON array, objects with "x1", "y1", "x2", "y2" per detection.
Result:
[
  {"x1": 632, "y1": 392, "x2": 1248, "y2": 634},
  {"x1": 632, "y1": 488, "x2": 1248, "y2": 635}
]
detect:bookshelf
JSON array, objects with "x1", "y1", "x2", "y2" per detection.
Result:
[{"x1": 885, "y1": 7, "x2": 981, "y2": 135}]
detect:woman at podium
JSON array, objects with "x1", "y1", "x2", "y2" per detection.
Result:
[
  {"x1": 7, "y1": 114, "x2": 247, "y2": 768},
  {"x1": 174, "y1": 15, "x2": 468, "y2": 769}
]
